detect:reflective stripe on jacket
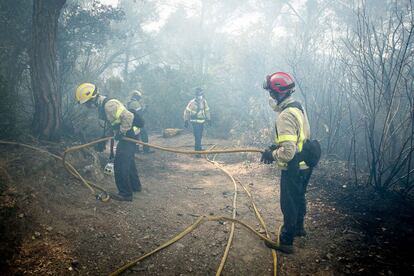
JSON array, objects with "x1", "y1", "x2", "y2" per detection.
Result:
[
  {"x1": 98, "y1": 96, "x2": 136, "y2": 134},
  {"x1": 272, "y1": 96, "x2": 311, "y2": 170},
  {"x1": 183, "y1": 98, "x2": 211, "y2": 123}
]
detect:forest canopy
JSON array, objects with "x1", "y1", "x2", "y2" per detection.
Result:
[{"x1": 1, "y1": 0, "x2": 413, "y2": 196}]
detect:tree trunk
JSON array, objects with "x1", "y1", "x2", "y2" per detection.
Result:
[{"x1": 30, "y1": 0, "x2": 66, "y2": 140}]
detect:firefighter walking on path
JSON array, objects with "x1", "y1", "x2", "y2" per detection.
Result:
[
  {"x1": 127, "y1": 90, "x2": 154, "y2": 154},
  {"x1": 183, "y1": 87, "x2": 211, "y2": 157},
  {"x1": 75, "y1": 83, "x2": 144, "y2": 202},
  {"x1": 260, "y1": 72, "x2": 313, "y2": 254}
]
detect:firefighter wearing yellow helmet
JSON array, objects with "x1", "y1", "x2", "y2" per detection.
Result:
[{"x1": 75, "y1": 83, "x2": 145, "y2": 202}]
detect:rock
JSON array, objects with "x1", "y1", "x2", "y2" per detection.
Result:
[
  {"x1": 46, "y1": 226, "x2": 53, "y2": 232},
  {"x1": 34, "y1": 231, "x2": 41, "y2": 237},
  {"x1": 163, "y1": 128, "x2": 183, "y2": 138},
  {"x1": 18, "y1": 213, "x2": 24, "y2": 218}
]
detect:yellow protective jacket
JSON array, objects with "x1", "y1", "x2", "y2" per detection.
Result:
[
  {"x1": 97, "y1": 96, "x2": 138, "y2": 135},
  {"x1": 183, "y1": 98, "x2": 211, "y2": 123},
  {"x1": 271, "y1": 96, "x2": 311, "y2": 170}
]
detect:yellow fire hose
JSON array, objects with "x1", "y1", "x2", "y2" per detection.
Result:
[
  {"x1": 109, "y1": 215, "x2": 280, "y2": 276},
  {"x1": 62, "y1": 136, "x2": 263, "y2": 202},
  {"x1": 205, "y1": 147, "x2": 278, "y2": 276},
  {"x1": 0, "y1": 140, "x2": 109, "y2": 201},
  {"x1": 205, "y1": 147, "x2": 238, "y2": 276},
  {"x1": 1, "y1": 138, "x2": 282, "y2": 275},
  {"x1": 63, "y1": 137, "x2": 282, "y2": 275}
]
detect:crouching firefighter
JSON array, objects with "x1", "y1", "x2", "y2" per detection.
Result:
[
  {"x1": 260, "y1": 72, "x2": 320, "y2": 254},
  {"x1": 183, "y1": 87, "x2": 211, "y2": 157},
  {"x1": 75, "y1": 83, "x2": 144, "y2": 202}
]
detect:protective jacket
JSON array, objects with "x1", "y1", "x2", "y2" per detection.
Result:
[
  {"x1": 184, "y1": 98, "x2": 211, "y2": 123},
  {"x1": 127, "y1": 98, "x2": 146, "y2": 115},
  {"x1": 272, "y1": 96, "x2": 311, "y2": 170},
  {"x1": 97, "y1": 96, "x2": 139, "y2": 135}
]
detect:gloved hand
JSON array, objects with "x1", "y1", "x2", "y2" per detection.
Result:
[
  {"x1": 268, "y1": 144, "x2": 279, "y2": 151},
  {"x1": 206, "y1": 120, "x2": 212, "y2": 127},
  {"x1": 114, "y1": 131, "x2": 124, "y2": 141},
  {"x1": 184, "y1": 121, "x2": 189, "y2": 128},
  {"x1": 261, "y1": 149, "x2": 275, "y2": 164},
  {"x1": 126, "y1": 129, "x2": 136, "y2": 138}
]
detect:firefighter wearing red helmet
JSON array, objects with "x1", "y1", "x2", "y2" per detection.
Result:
[{"x1": 261, "y1": 72, "x2": 313, "y2": 254}]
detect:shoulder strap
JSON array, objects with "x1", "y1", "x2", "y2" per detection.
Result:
[
  {"x1": 283, "y1": 101, "x2": 303, "y2": 113},
  {"x1": 98, "y1": 97, "x2": 113, "y2": 121},
  {"x1": 276, "y1": 101, "x2": 303, "y2": 138}
]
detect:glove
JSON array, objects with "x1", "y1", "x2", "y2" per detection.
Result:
[
  {"x1": 184, "y1": 121, "x2": 189, "y2": 128},
  {"x1": 126, "y1": 129, "x2": 136, "y2": 138},
  {"x1": 114, "y1": 131, "x2": 124, "y2": 141},
  {"x1": 261, "y1": 149, "x2": 275, "y2": 164},
  {"x1": 268, "y1": 144, "x2": 279, "y2": 151},
  {"x1": 206, "y1": 120, "x2": 211, "y2": 127}
]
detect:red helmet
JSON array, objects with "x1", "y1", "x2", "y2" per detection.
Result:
[{"x1": 263, "y1": 72, "x2": 295, "y2": 97}]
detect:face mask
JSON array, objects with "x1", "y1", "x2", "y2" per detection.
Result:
[
  {"x1": 85, "y1": 100, "x2": 96, "y2": 108},
  {"x1": 196, "y1": 95, "x2": 203, "y2": 101},
  {"x1": 268, "y1": 97, "x2": 281, "y2": 112}
]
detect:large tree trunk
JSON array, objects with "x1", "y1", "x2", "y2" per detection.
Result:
[{"x1": 30, "y1": 0, "x2": 66, "y2": 140}]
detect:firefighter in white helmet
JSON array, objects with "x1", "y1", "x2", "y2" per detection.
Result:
[
  {"x1": 127, "y1": 90, "x2": 154, "y2": 154},
  {"x1": 183, "y1": 87, "x2": 211, "y2": 157}
]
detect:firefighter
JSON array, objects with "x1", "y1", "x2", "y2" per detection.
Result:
[
  {"x1": 260, "y1": 72, "x2": 313, "y2": 254},
  {"x1": 75, "y1": 83, "x2": 143, "y2": 202},
  {"x1": 183, "y1": 88, "x2": 211, "y2": 157},
  {"x1": 127, "y1": 90, "x2": 154, "y2": 154}
]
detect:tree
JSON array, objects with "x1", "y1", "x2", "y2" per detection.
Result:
[
  {"x1": 0, "y1": 0, "x2": 32, "y2": 138},
  {"x1": 30, "y1": 0, "x2": 66, "y2": 140}
]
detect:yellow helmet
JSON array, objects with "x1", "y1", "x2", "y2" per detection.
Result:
[{"x1": 75, "y1": 83, "x2": 97, "y2": 104}]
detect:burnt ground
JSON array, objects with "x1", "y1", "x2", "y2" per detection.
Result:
[{"x1": 0, "y1": 133, "x2": 413, "y2": 275}]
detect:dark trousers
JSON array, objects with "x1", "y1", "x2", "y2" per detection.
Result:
[
  {"x1": 138, "y1": 127, "x2": 150, "y2": 152},
  {"x1": 280, "y1": 168, "x2": 312, "y2": 244},
  {"x1": 114, "y1": 139, "x2": 141, "y2": 197},
  {"x1": 192, "y1": 122, "x2": 204, "y2": 151}
]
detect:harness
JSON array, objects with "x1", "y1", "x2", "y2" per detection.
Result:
[
  {"x1": 99, "y1": 97, "x2": 140, "y2": 135},
  {"x1": 275, "y1": 101, "x2": 307, "y2": 169},
  {"x1": 187, "y1": 99, "x2": 208, "y2": 123}
]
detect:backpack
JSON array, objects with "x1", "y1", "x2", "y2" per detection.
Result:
[{"x1": 283, "y1": 101, "x2": 321, "y2": 168}]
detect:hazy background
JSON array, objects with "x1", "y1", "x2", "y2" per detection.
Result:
[{"x1": 1, "y1": 0, "x2": 414, "y2": 196}]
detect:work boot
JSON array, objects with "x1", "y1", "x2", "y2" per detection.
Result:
[
  {"x1": 295, "y1": 227, "x2": 307, "y2": 237},
  {"x1": 296, "y1": 220, "x2": 307, "y2": 237},
  {"x1": 112, "y1": 194, "x2": 133, "y2": 202},
  {"x1": 132, "y1": 186, "x2": 142, "y2": 192},
  {"x1": 264, "y1": 239, "x2": 294, "y2": 254}
]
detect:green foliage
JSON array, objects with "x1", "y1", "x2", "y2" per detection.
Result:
[
  {"x1": 0, "y1": 0, "x2": 32, "y2": 139},
  {"x1": 0, "y1": 76, "x2": 17, "y2": 139}
]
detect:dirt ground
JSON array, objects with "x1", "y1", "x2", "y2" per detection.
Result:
[{"x1": 0, "y1": 133, "x2": 413, "y2": 275}]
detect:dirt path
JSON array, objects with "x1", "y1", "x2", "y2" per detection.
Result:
[{"x1": 1, "y1": 133, "x2": 401, "y2": 275}]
